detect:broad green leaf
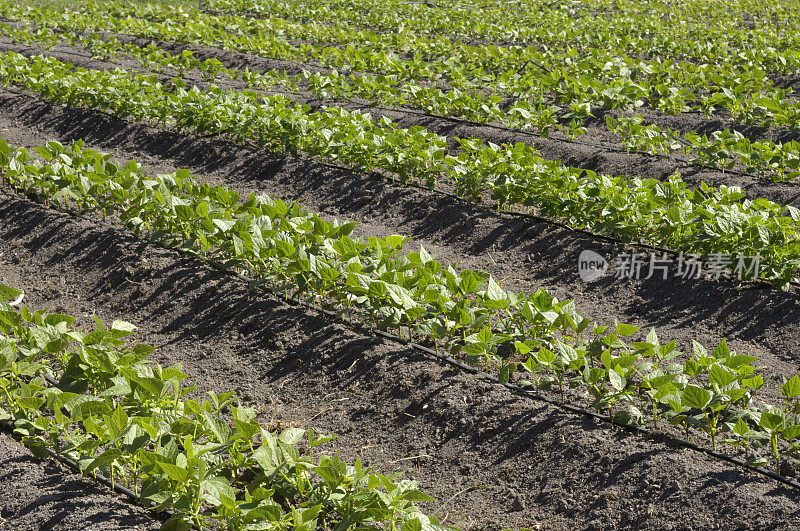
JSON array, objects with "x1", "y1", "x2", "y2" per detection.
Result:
[
  {"x1": 159, "y1": 462, "x2": 190, "y2": 483},
  {"x1": 709, "y1": 364, "x2": 735, "y2": 388},
  {"x1": 682, "y1": 385, "x2": 711, "y2": 410},
  {"x1": 781, "y1": 375, "x2": 800, "y2": 399},
  {"x1": 608, "y1": 368, "x2": 626, "y2": 391},
  {"x1": 0, "y1": 285, "x2": 22, "y2": 302},
  {"x1": 83, "y1": 448, "x2": 123, "y2": 473},
  {"x1": 279, "y1": 427, "x2": 305, "y2": 445},
  {"x1": 615, "y1": 323, "x2": 639, "y2": 336},
  {"x1": 159, "y1": 516, "x2": 191, "y2": 531}
]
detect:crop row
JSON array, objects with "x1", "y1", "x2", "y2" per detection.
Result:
[
  {"x1": 196, "y1": 0, "x2": 800, "y2": 110},
  {"x1": 0, "y1": 23, "x2": 564, "y2": 135},
  {"x1": 69, "y1": 29, "x2": 800, "y2": 184},
  {"x1": 0, "y1": 285, "x2": 448, "y2": 530},
  {"x1": 605, "y1": 116, "x2": 800, "y2": 183},
  {"x1": 205, "y1": 0, "x2": 800, "y2": 76},
  {"x1": 5, "y1": 0, "x2": 800, "y2": 131},
  {"x1": 0, "y1": 50, "x2": 799, "y2": 286},
  {"x1": 2, "y1": 137, "x2": 800, "y2": 474},
  {"x1": 5, "y1": 13, "x2": 800, "y2": 186}
]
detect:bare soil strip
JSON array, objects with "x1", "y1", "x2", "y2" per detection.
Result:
[{"x1": 0, "y1": 431, "x2": 158, "y2": 530}]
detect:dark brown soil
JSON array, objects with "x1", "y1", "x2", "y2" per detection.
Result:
[{"x1": 0, "y1": 432, "x2": 159, "y2": 530}]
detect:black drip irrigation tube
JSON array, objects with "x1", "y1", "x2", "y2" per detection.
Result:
[
  {"x1": 6, "y1": 190, "x2": 800, "y2": 493},
  {"x1": 0, "y1": 419, "x2": 139, "y2": 502},
  {"x1": 379, "y1": 332, "x2": 800, "y2": 491}
]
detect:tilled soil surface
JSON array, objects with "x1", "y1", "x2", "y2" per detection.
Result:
[
  {"x1": 1, "y1": 25, "x2": 800, "y2": 531},
  {"x1": 0, "y1": 432, "x2": 158, "y2": 530}
]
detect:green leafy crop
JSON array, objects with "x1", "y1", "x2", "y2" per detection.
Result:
[
  {"x1": 0, "y1": 285, "x2": 451, "y2": 530},
  {"x1": 3, "y1": 138, "x2": 800, "y2": 476}
]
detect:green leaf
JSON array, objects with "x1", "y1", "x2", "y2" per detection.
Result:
[
  {"x1": 536, "y1": 348, "x2": 555, "y2": 365},
  {"x1": 615, "y1": 323, "x2": 639, "y2": 336},
  {"x1": 279, "y1": 427, "x2": 305, "y2": 445},
  {"x1": 402, "y1": 519, "x2": 423, "y2": 531},
  {"x1": 212, "y1": 219, "x2": 235, "y2": 233},
  {"x1": 83, "y1": 448, "x2": 123, "y2": 473},
  {"x1": 486, "y1": 276, "x2": 507, "y2": 302},
  {"x1": 386, "y1": 283, "x2": 419, "y2": 310},
  {"x1": 600, "y1": 350, "x2": 612, "y2": 370},
  {"x1": 108, "y1": 405, "x2": 129, "y2": 438},
  {"x1": 744, "y1": 457, "x2": 769, "y2": 468},
  {"x1": 159, "y1": 462, "x2": 190, "y2": 483},
  {"x1": 159, "y1": 516, "x2": 191, "y2": 531},
  {"x1": 203, "y1": 411, "x2": 232, "y2": 443},
  {"x1": 782, "y1": 425, "x2": 800, "y2": 441},
  {"x1": 201, "y1": 476, "x2": 236, "y2": 507},
  {"x1": 515, "y1": 341, "x2": 532, "y2": 356},
  {"x1": 111, "y1": 320, "x2": 137, "y2": 333},
  {"x1": 708, "y1": 364, "x2": 735, "y2": 388},
  {"x1": 397, "y1": 489, "x2": 435, "y2": 502},
  {"x1": 742, "y1": 375, "x2": 764, "y2": 390},
  {"x1": 781, "y1": 375, "x2": 800, "y2": 399},
  {"x1": 0, "y1": 285, "x2": 22, "y2": 302},
  {"x1": 733, "y1": 417, "x2": 750, "y2": 437},
  {"x1": 252, "y1": 442, "x2": 275, "y2": 470},
  {"x1": 608, "y1": 368, "x2": 626, "y2": 391},
  {"x1": 759, "y1": 411, "x2": 785, "y2": 432},
  {"x1": 43, "y1": 313, "x2": 76, "y2": 327},
  {"x1": 712, "y1": 339, "x2": 730, "y2": 360},
  {"x1": 682, "y1": 385, "x2": 711, "y2": 410}
]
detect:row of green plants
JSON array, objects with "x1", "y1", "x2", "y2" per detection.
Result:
[
  {"x1": 6, "y1": 10, "x2": 800, "y2": 188},
  {"x1": 0, "y1": 22, "x2": 570, "y2": 137},
  {"x1": 2, "y1": 137, "x2": 800, "y2": 475},
  {"x1": 1, "y1": 50, "x2": 799, "y2": 287},
  {"x1": 204, "y1": 0, "x2": 800, "y2": 77},
  {"x1": 196, "y1": 0, "x2": 800, "y2": 119},
  {"x1": 119, "y1": 0, "x2": 800, "y2": 76},
  {"x1": 5, "y1": 0, "x2": 800, "y2": 132},
  {"x1": 0, "y1": 284, "x2": 448, "y2": 530},
  {"x1": 67, "y1": 26, "x2": 800, "y2": 184},
  {"x1": 606, "y1": 116, "x2": 800, "y2": 182}
]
